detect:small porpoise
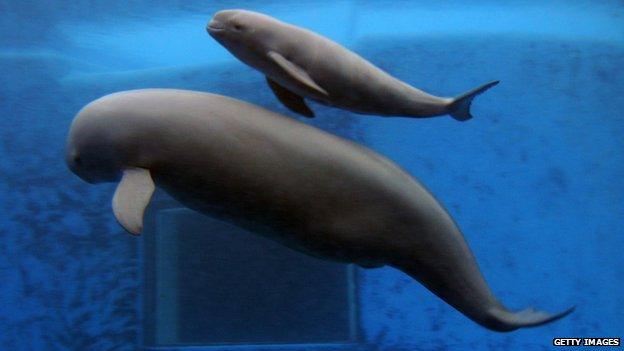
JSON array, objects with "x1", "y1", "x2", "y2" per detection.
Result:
[
  {"x1": 66, "y1": 89, "x2": 572, "y2": 332},
  {"x1": 207, "y1": 9, "x2": 498, "y2": 121}
]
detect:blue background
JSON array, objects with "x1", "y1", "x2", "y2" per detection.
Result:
[{"x1": 1, "y1": 1, "x2": 622, "y2": 350}]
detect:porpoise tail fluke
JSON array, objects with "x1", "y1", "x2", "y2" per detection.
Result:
[
  {"x1": 448, "y1": 80, "x2": 500, "y2": 121},
  {"x1": 483, "y1": 305, "x2": 575, "y2": 332}
]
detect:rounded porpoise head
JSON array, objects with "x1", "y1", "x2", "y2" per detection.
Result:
[
  {"x1": 65, "y1": 95, "x2": 138, "y2": 184},
  {"x1": 66, "y1": 91, "x2": 168, "y2": 235},
  {"x1": 206, "y1": 9, "x2": 281, "y2": 62}
]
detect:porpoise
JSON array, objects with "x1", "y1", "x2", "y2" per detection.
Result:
[
  {"x1": 66, "y1": 89, "x2": 572, "y2": 332},
  {"x1": 207, "y1": 9, "x2": 499, "y2": 121}
]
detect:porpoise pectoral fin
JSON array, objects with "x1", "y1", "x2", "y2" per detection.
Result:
[
  {"x1": 267, "y1": 51, "x2": 328, "y2": 97},
  {"x1": 112, "y1": 167, "x2": 155, "y2": 235},
  {"x1": 266, "y1": 77, "x2": 315, "y2": 118}
]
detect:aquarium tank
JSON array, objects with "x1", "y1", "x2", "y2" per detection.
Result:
[{"x1": 0, "y1": 0, "x2": 622, "y2": 350}]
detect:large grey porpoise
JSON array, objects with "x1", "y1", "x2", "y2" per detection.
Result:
[
  {"x1": 65, "y1": 89, "x2": 572, "y2": 332},
  {"x1": 207, "y1": 9, "x2": 498, "y2": 121}
]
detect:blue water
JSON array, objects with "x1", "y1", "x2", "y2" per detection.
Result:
[{"x1": 1, "y1": 1, "x2": 623, "y2": 350}]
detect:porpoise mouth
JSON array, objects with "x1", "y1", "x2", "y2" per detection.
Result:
[{"x1": 206, "y1": 21, "x2": 225, "y2": 33}]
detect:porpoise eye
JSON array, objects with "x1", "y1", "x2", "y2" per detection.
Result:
[
  {"x1": 74, "y1": 155, "x2": 83, "y2": 166},
  {"x1": 233, "y1": 23, "x2": 243, "y2": 31}
]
